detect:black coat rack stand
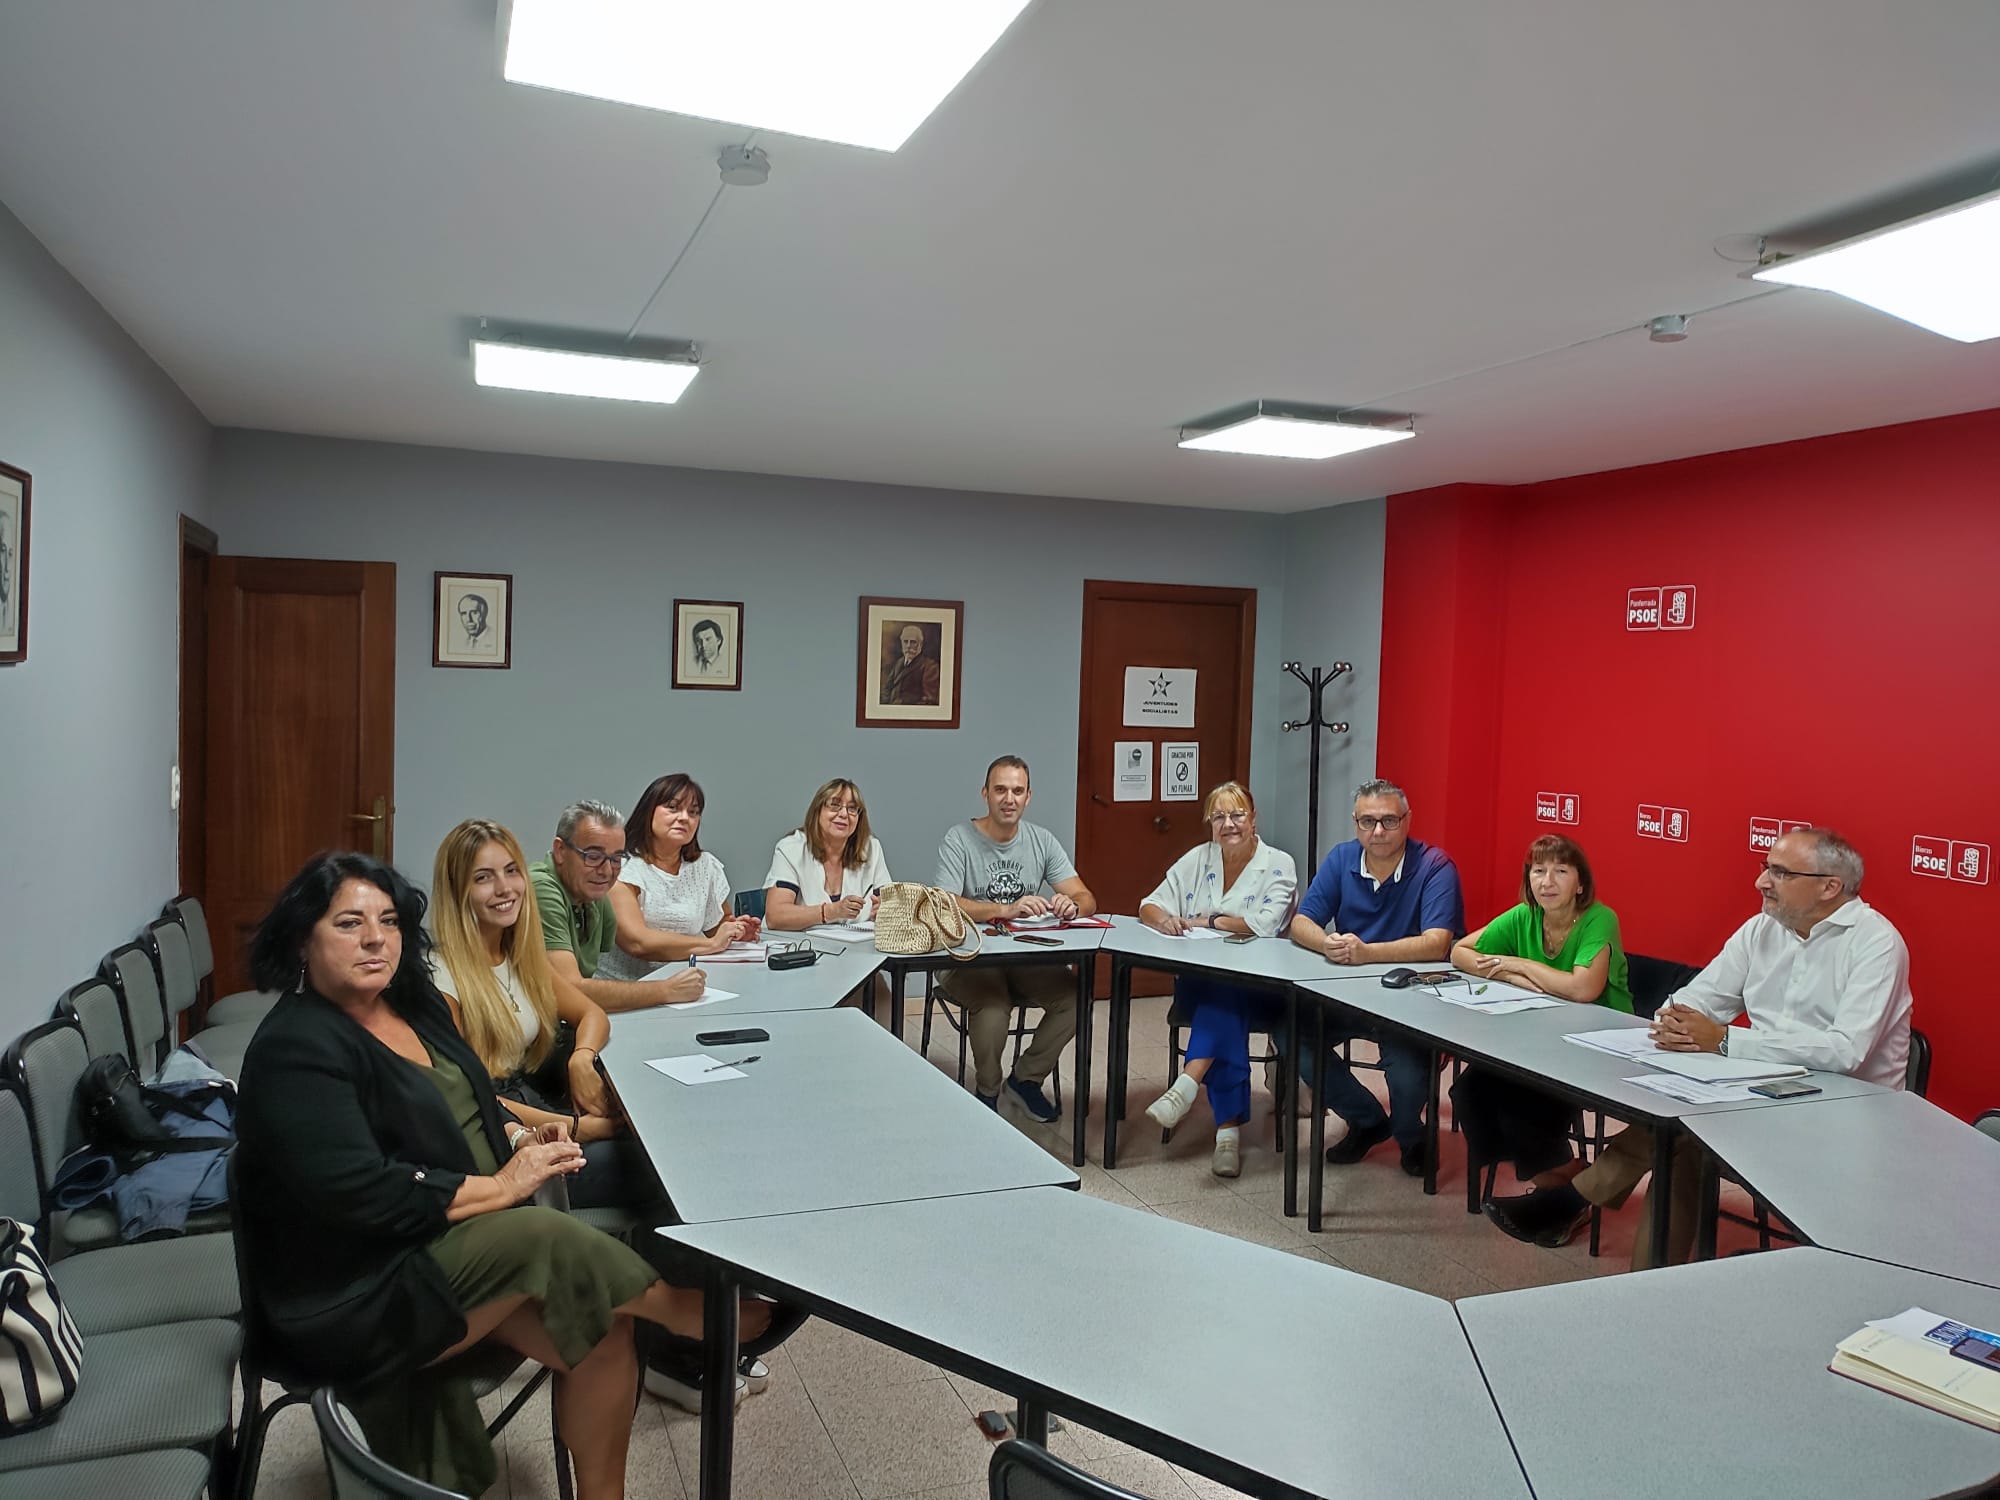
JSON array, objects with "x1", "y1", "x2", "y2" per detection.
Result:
[{"x1": 1282, "y1": 661, "x2": 1351, "y2": 875}]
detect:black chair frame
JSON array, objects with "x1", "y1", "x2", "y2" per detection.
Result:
[{"x1": 989, "y1": 1437, "x2": 1145, "y2": 1499}]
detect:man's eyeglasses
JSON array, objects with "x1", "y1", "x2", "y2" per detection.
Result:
[
  {"x1": 1760, "y1": 862, "x2": 1827, "y2": 881},
  {"x1": 1355, "y1": 815, "x2": 1405, "y2": 833},
  {"x1": 559, "y1": 838, "x2": 628, "y2": 869},
  {"x1": 1209, "y1": 811, "x2": 1248, "y2": 826}
]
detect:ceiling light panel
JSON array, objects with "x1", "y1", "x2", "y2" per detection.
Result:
[
  {"x1": 502, "y1": 0, "x2": 1033, "y2": 152},
  {"x1": 1751, "y1": 187, "x2": 2000, "y2": 343},
  {"x1": 1179, "y1": 413, "x2": 1415, "y2": 461},
  {"x1": 472, "y1": 340, "x2": 699, "y2": 404}
]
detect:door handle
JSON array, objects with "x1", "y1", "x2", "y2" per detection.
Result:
[
  {"x1": 1090, "y1": 794, "x2": 1109, "y2": 807},
  {"x1": 1152, "y1": 815, "x2": 1170, "y2": 833},
  {"x1": 347, "y1": 795, "x2": 388, "y2": 860}
]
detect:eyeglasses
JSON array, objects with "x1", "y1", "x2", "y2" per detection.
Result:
[
  {"x1": 559, "y1": 838, "x2": 628, "y2": 868},
  {"x1": 824, "y1": 803, "x2": 862, "y2": 816},
  {"x1": 1760, "y1": 862, "x2": 1828, "y2": 881},
  {"x1": 1208, "y1": 811, "x2": 1248, "y2": 826},
  {"x1": 1354, "y1": 815, "x2": 1405, "y2": 832}
]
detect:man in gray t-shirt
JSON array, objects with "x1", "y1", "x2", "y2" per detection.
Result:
[{"x1": 934, "y1": 755, "x2": 1098, "y2": 1121}]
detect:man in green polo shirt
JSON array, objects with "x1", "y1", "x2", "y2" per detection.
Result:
[{"x1": 533, "y1": 798, "x2": 706, "y2": 1012}]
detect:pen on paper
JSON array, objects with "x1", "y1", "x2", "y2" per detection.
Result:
[{"x1": 703, "y1": 1055, "x2": 760, "y2": 1072}]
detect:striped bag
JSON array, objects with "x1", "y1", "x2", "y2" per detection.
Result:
[{"x1": 0, "y1": 1217, "x2": 82, "y2": 1433}]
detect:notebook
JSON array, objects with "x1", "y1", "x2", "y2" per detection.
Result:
[{"x1": 1831, "y1": 1315, "x2": 2000, "y2": 1430}]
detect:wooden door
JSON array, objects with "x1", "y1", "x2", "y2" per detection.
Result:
[
  {"x1": 1075, "y1": 580, "x2": 1256, "y2": 995},
  {"x1": 206, "y1": 557, "x2": 395, "y2": 994}
]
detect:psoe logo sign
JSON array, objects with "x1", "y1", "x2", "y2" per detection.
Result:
[
  {"x1": 1913, "y1": 835, "x2": 1991, "y2": 886},
  {"x1": 1638, "y1": 804, "x2": 1690, "y2": 842},
  {"x1": 1748, "y1": 817, "x2": 1811, "y2": 853},
  {"x1": 1535, "y1": 792, "x2": 1581, "y2": 825},
  {"x1": 1626, "y1": 585, "x2": 1697, "y2": 631}
]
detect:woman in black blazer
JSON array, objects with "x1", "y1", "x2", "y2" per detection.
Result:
[{"x1": 235, "y1": 851, "x2": 769, "y2": 1498}]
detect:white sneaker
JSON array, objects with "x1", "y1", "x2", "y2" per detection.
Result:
[
  {"x1": 739, "y1": 1356, "x2": 770, "y2": 1395},
  {"x1": 644, "y1": 1367, "x2": 748, "y2": 1413},
  {"x1": 1212, "y1": 1130, "x2": 1242, "y2": 1178},
  {"x1": 1144, "y1": 1074, "x2": 1198, "y2": 1130}
]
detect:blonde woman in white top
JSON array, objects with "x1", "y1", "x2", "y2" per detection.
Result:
[
  {"x1": 763, "y1": 778, "x2": 894, "y2": 930},
  {"x1": 1138, "y1": 783, "x2": 1298, "y2": 1177}
]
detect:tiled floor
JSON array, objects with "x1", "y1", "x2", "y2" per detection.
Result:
[{"x1": 251, "y1": 991, "x2": 1774, "y2": 1498}]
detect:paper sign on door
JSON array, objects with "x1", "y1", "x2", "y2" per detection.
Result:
[
  {"x1": 1114, "y1": 741, "x2": 1154, "y2": 802},
  {"x1": 1161, "y1": 743, "x2": 1199, "y2": 801},
  {"x1": 1123, "y1": 667, "x2": 1195, "y2": 727}
]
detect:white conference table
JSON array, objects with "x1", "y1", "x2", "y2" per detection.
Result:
[
  {"x1": 666, "y1": 1186, "x2": 1531, "y2": 1500},
  {"x1": 1459, "y1": 1247, "x2": 2000, "y2": 1500},
  {"x1": 1686, "y1": 1089, "x2": 2000, "y2": 1288},
  {"x1": 600, "y1": 1006, "x2": 1076, "y2": 1224},
  {"x1": 610, "y1": 940, "x2": 886, "y2": 1024}
]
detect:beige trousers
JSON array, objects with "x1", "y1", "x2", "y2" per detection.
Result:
[
  {"x1": 942, "y1": 966, "x2": 1078, "y2": 1097},
  {"x1": 1573, "y1": 1124, "x2": 1704, "y2": 1270}
]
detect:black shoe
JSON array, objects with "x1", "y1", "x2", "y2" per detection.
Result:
[
  {"x1": 1534, "y1": 1203, "x2": 1593, "y2": 1249},
  {"x1": 1005, "y1": 1075, "x2": 1059, "y2": 1123},
  {"x1": 1482, "y1": 1186, "x2": 1587, "y2": 1246},
  {"x1": 1325, "y1": 1117, "x2": 1393, "y2": 1165},
  {"x1": 1399, "y1": 1143, "x2": 1426, "y2": 1178}
]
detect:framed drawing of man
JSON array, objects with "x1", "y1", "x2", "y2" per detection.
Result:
[
  {"x1": 673, "y1": 599, "x2": 743, "y2": 690},
  {"x1": 857, "y1": 597, "x2": 963, "y2": 729},
  {"x1": 433, "y1": 571, "x2": 512, "y2": 668},
  {"x1": 0, "y1": 461, "x2": 30, "y2": 667}
]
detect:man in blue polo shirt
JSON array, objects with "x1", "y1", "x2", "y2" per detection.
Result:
[{"x1": 1287, "y1": 779, "x2": 1464, "y2": 1175}]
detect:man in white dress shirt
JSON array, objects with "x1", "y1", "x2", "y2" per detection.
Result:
[{"x1": 1485, "y1": 826, "x2": 1913, "y2": 1267}]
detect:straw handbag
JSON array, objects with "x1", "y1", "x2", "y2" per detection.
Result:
[{"x1": 873, "y1": 883, "x2": 982, "y2": 959}]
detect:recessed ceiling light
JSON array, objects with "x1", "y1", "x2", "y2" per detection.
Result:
[
  {"x1": 1178, "y1": 402, "x2": 1416, "y2": 460},
  {"x1": 1751, "y1": 186, "x2": 2000, "y2": 343},
  {"x1": 472, "y1": 336, "x2": 699, "y2": 404},
  {"x1": 500, "y1": 0, "x2": 1033, "y2": 152}
]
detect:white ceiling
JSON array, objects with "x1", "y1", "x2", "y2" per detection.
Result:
[{"x1": 2, "y1": 0, "x2": 1998, "y2": 512}]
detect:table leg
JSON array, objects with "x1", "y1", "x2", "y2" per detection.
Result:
[
  {"x1": 1423, "y1": 1046, "x2": 1440, "y2": 1196},
  {"x1": 1282, "y1": 986, "x2": 1300, "y2": 1219},
  {"x1": 889, "y1": 962, "x2": 907, "y2": 1044},
  {"x1": 1015, "y1": 1396, "x2": 1049, "y2": 1445},
  {"x1": 698, "y1": 1262, "x2": 740, "y2": 1500},
  {"x1": 1649, "y1": 1126, "x2": 1675, "y2": 1268},
  {"x1": 1070, "y1": 958, "x2": 1091, "y2": 1168},
  {"x1": 1694, "y1": 1145, "x2": 1720, "y2": 1262},
  {"x1": 1102, "y1": 958, "x2": 1131, "y2": 1168},
  {"x1": 1307, "y1": 997, "x2": 1327, "y2": 1233}
]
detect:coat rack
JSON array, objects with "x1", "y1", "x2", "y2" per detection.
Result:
[{"x1": 1281, "y1": 660, "x2": 1351, "y2": 875}]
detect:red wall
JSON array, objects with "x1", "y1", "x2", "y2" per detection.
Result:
[{"x1": 1379, "y1": 408, "x2": 2000, "y2": 1120}]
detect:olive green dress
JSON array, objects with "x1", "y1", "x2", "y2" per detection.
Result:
[{"x1": 347, "y1": 1043, "x2": 659, "y2": 1493}]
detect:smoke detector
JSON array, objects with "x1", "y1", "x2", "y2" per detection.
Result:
[
  {"x1": 1647, "y1": 314, "x2": 1690, "y2": 343},
  {"x1": 718, "y1": 145, "x2": 770, "y2": 187}
]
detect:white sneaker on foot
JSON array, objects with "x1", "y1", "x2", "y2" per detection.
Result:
[
  {"x1": 739, "y1": 1356, "x2": 770, "y2": 1395},
  {"x1": 644, "y1": 1367, "x2": 748, "y2": 1413},
  {"x1": 1145, "y1": 1074, "x2": 1199, "y2": 1129},
  {"x1": 1212, "y1": 1129, "x2": 1242, "y2": 1178}
]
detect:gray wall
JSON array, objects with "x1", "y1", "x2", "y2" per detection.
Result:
[
  {"x1": 1278, "y1": 500, "x2": 1386, "y2": 869},
  {"x1": 0, "y1": 203, "x2": 212, "y2": 1041},
  {"x1": 208, "y1": 432, "x2": 1385, "y2": 901}
]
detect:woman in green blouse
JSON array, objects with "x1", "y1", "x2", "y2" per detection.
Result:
[{"x1": 1450, "y1": 835, "x2": 1630, "y2": 1241}]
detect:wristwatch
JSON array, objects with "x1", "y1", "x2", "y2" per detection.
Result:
[
  {"x1": 1207, "y1": 913, "x2": 1219, "y2": 929},
  {"x1": 1718, "y1": 1030, "x2": 1728, "y2": 1056}
]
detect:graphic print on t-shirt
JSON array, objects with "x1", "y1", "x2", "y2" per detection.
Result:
[{"x1": 985, "y1": 865, "x2": 1027, "y2": 905}]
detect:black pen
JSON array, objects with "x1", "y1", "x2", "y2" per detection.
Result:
[{"x1": 703, "y1": 1055, "x2": 761, "y2": 1072}]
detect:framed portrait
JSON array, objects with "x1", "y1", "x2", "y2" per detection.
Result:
[
  {"x1": 0, "y1": 461, "x2": 29, "y2": 667},
  {"x1": 857, "y1": 596, "x2": 963, "y2": 729},
  {"x1": 673, "y1": 599, "x2": 743, "y2": 690},
  {"x1": 433, "y1": 571, "x2": 512, "y2": 669}
]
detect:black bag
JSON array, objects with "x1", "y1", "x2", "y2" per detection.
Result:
[{"x1": 77, "y1": 1054, "x2": 231, "y2": 1166}]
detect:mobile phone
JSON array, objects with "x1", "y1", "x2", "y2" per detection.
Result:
[
  {"x1": 694, "y1": 1028, "x2": 769, "y2": 1047},
  {"x1": 1224, "y1": 934, "x2": 1256, "y2": 945},
  {"x1": 1950, "y1": 1338, "x2": 2000, "y2": 1371},
  {"x1": 1748, "y1": 1078, "x2": 1822, "y2": 1098},
  {"x1": 1013, "y1": 934, "x2": 1062, "y2": 946}
]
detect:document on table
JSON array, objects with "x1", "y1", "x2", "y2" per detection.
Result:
[
  {"x1": 809, "y1": 921, "x2": 877, "y2": 941},
  {"x1": 637, "y1": 970, "x2": 740, "y2": 1006},
  {"x1": 1624, "y1": 1073, "x2": 1762, "y2": 1104},
  {"x1": 1157, "y1": 926, "x2": 1226, "y2": 941},
  {"x1": 1429, "y1": 978, "x2": 1562, "y2": 1014},
  {"x1": 700, "y1": 942, "x2": 770, "y2": 963},
  {"x1": 1567, "y1": 1025, "x2": 1807, "y2": 1083},
  {"x1": 646, "y1": 1053, "x2": 748, "y2": 1084}
]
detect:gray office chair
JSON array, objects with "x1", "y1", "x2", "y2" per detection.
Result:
[
  {"x1": 312, "y1": 1389, "x2": 469, "y2": 1500},
  {"x1": 1, "y1": 1451, "x2": 213, "y2": 1500},
  {"x1": 165, "y1": 892, "x2": 281, "y2": 1028},
  {"x1": 145, "y1": 914, "x2": 204, "y2": 1044},
  {"x1": 1975, "y1": 1109, "x2": 2000, "y2": 1144},
  {"x1": 100, "y1": 940, "x2": 171, "y2": 1073},
  {"x1": 989, "y1": 1440, "x2": 1145, "y2": 1499},
  {"x1": 55, "y1": 976, "x2": 133, "y2": 1064}
]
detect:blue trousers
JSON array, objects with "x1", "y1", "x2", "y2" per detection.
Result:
[
  {"x1": 1176, "y1": 976, "x2": 1284, "y2": 1127},
  {"x1": 1297, "y1": 1022, "x2": 1430, "y2": 1151}
]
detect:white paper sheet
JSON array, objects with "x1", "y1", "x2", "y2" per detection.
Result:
[
  {"x1": 1563, "y1": 1026, "x2": 1663, "y2": 1059},
  {"x1": 1122, "y1": 666, "x2": 1195, "y2": 727},
  {"x1": 1623, "y1": 1073, "x2": 1761, "y2": 1104},
  {"x1": 1434, "y1": 992, "x2": 1564, "y2": 1015},
  {"x1": 1566, "y1": 1025, "x2": 1804, "y2": 1082},
  {"x1": 700, "y1": 942, "x2": 770, "y2": 963},
  {"x1": 808, "y1": 921, "x2": 877, "y2": 941},
  {"x1": 1160, "y1": 743, "x2": 1199, "y2": 800},
  {"x1": 1113, "y1": 741, "x2": 1154, "y2": 801},
  {"x1": 646, "y1": 1053, "x2": 747, "y2": 1084},
  {"x1": 1869, "y1": 1308, "x2": 2000, "y2": 1350},
  {"x1": 1157, "y1": 926, "x2": 1226, "y2": 940}
]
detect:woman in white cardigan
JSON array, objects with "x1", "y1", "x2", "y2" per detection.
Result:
[{"x1": 1138, "y1": 782, "x2": 1297, "y2": 1178}]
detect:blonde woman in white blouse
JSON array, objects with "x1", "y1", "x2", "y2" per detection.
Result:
[
  {"x1": 763, "y1": 778, "x2": 893, "y2": 930},
  {"x1": 1138, "y1": 782, "x2": 1298, "y2": 1178}
]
